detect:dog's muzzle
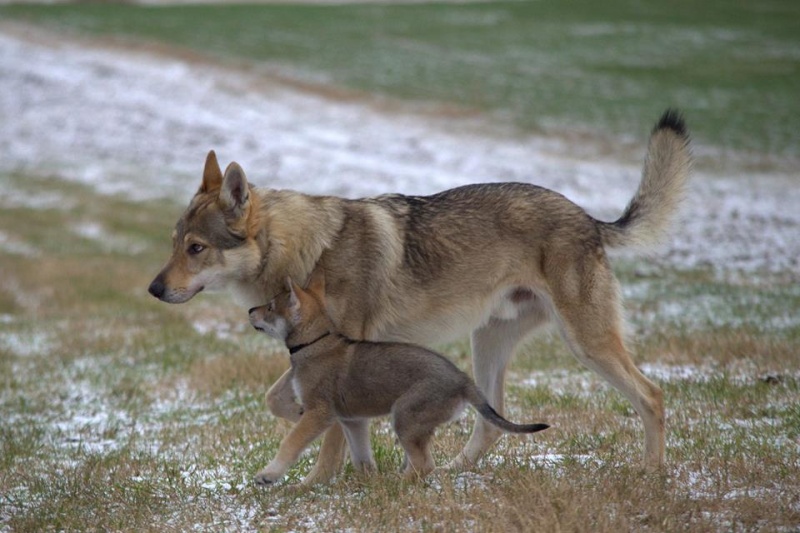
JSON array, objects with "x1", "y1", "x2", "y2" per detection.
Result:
[{"x1": 148, "y1": 278, "x2": 165, "y2": 299}]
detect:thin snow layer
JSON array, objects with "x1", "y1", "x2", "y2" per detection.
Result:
[{"x1": 1, "y1": 30, "x2": 798, "y2": 275}]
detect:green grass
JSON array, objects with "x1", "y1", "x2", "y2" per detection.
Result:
[
  {"x1": 2, "y1": 0, "x2": 799, "y2": 158},
  {"x1": 1, "y1": 5, "x2": 798, "y2": 527},
  {"x1": 1, "y1": 171, "x2": 799, "y2": 531}
]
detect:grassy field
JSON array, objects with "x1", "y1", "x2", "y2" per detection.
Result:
[
  {"x1": 1, "y1": 174, "x2": 798, "y2": 531},
  {"x1": 1, "y1": 0, "x2": 799, "y2": 159},
  {"x1": 2, "y1": 2, "x2": 800, "y2": 531}
]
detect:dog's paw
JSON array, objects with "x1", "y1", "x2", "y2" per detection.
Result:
[
  {"x1": 442, "y1": 453, "x2": 473, "y2": 472},
  {"x1": 254, "y1": 469, "x2": 283, "y2": 486}
]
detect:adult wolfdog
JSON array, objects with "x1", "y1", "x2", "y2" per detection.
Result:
[{"x1": 149, "y1": 110, "x2": 691, "y2": 484}]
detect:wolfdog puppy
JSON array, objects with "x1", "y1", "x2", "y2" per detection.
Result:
[{"x1": 248, "y1": 269, "x2": 549, "y2": 484}]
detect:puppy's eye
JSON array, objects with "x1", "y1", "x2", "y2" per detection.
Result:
[{"x1": 187, "y1": 243, "x2": 205, "y2": 255}]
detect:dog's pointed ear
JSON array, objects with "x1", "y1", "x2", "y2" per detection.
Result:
[
  {"x1": 305, "y1": 267, "x2": 326, "y2": 300},
  {"x1": 219, "y1": 162, "x2": 250, "y2": 218},
  {"x1": 200, "y1": 150, "x2": 223, "y2": 193}
]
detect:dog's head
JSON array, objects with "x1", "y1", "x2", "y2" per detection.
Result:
[
  {"x1": 148, "y1": 151, "x2": 262, "y2": 304},
  {"x1": 249, "y1": 268, "x2": 330, "y2": 344}
]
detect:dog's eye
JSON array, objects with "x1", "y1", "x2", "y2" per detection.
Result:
[{"x1": 187, "y1": 243, "x2": 205, "y2": 255}]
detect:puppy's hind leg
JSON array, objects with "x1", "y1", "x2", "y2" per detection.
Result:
[
  {"x1": 398, "y1": 431, "x2": 435, "y2": 481},
  {"x1": 341, "y1": 419, "x2": 377, "y2": 473},
  {"x1": 393, "y1": 397, "x2": 437, "y2": 480}
]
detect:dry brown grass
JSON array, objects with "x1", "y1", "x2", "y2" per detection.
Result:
[
  {"x1": 187, "y1": 350, "x2": 289, "y2": 397},
  {"x1": 1, "y1": 173, "x2": 798, "y2": 532}
]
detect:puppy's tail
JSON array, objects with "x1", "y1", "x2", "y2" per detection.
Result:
[
  {"x1": 598, "y1": 109, "x2": 692, "y2": 250},
  {"x1": 467, "y1": 386, "x2": 549, "y2": 434}
]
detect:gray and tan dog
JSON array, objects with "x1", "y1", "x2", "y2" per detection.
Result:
[
  {"x1": 248, "y1": 269, "x2": 549, "y2": 484},
  {"x1": 149, "y1": 110, "x2": 691, "y2": 483}
]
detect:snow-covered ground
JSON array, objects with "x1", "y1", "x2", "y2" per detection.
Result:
[
  {"x1": 1, "y1": 26, "x2": 798, "y2": 530},
  {"x1": 1, "y1": 26, "x2": 798, "y2": 277}
]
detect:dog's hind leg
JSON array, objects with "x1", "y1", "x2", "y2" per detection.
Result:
[
  {"x1": 450, "y1": 305, "x2": 549, "y2": 469},
  {"x1": 551, "y1": 264, "x2": 665, "y2": 467}
]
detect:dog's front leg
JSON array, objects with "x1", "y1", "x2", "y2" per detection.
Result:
[
  {"x1": 255, "y1": 409, "x2": 334, "y2": 486},
  {"x1": 266, "y1": 368, "x2": 303, "y2": 423}
]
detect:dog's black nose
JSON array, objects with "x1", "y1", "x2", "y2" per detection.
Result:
[{"x1": 148, "y1": 279, "x2": 165, "y2": 299}]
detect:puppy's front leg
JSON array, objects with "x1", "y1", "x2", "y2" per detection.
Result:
[
  {"x1": 266, "y1": 368, "x2": 304, "y2": 423},
  {"x1": 255, "y1": 409, "x2": 334, "y2": 486},
  {"x1": 301, "y1": 424, "x2": 348, "y2": 485}
]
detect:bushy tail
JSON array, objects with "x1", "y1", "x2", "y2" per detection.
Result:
[
  {"x1": 598, "y1": 109, "x2": 692, "y2": 249},
  {"x1": 467, "y1": 386, "x2": 549, "y2": 434}
]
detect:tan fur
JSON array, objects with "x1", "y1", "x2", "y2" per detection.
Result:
[
  {"x1": 149, "y1": 110, "x2": 691, "y2": 483},
  {"x1": 248, "y1": 271, "x2": 548, "y2": 484}
]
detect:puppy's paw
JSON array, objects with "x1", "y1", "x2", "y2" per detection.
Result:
[
  {"x1": 351, "y1": 458, "x2": 377, "y2": 474},
  {"x1": 254, "y1": 468, "x2": 283, "y2": 486}
]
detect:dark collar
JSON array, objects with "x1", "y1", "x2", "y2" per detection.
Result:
[{"x1": 287, "y1": 331, "x2": 332, "y2": 355}]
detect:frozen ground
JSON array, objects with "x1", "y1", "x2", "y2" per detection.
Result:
[
  {"x1": 1, "y1": 25, "x2": 798, "y2": 277},
  {"x1": 1, "y1": 25, "x2": 798, "y2": 531}
]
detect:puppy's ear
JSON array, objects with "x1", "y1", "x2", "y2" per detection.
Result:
[
  {"x1": 305, "y1": 267, "x2": 326, "y2": 300},
  {"x1": 286, "y1": 277, "x2": 302, "y2": 311},
  {"x1": 219, "y1": 162, "x2": 250, "y2": 218},
  {"x1": 200, "y1": 150, "x2": 223, "y2": 193}
]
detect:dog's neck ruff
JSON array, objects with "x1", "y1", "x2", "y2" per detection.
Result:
[{"x1": 287, "y1": 332, "x2": 332, "y2": 355}]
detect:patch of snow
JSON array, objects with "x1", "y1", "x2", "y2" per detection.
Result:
[
  {"x1": 0, "y1": 230, "x2": 39, "y2": 257},
  {"x1": 191, "y1": 318, "x2": 248, "y2": 341},
  {"x1": 0, "y1": 178, "x2": 75, "y2": 210},
  {"x1": 521, "y1": 369, "x2": 607, "y2": 397},
  {"x1": 71, "y1": 221, "x2": 148, "y2": 254},
  {"x1": 51, "y1": 368, "x2": 135, "y2": 454},
  {"x1": 639, "y1": 363, "x2": 716, "y2": 383},
  {"x1": 0, "y1": 330, "x2": 54, "y2": 357},
  {"x1": 1, "y1": 30, "x2": 799, "y2": 277},
  {"x1": 491, "y1": 452, "x2": 599, "y2": 470}
]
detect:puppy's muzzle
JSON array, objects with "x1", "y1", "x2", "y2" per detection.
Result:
[{"x1": 248, "y1": 306, "x2": 267, "y2": 331}]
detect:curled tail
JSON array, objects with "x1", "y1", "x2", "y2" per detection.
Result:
[
  {"x1": 467, "y1": 386, "x2": 549, "y2": 434},
  {"x1": 598, "y1": 109, "x2": 692, "y2": 249}
]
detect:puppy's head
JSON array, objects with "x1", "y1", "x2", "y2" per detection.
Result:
[
  {"x1": 248, "y1": 292, "x2": 292, "y2": 341},
  {"x1": 249, "y1": 267, "x2": 330, "y2": 343}
]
